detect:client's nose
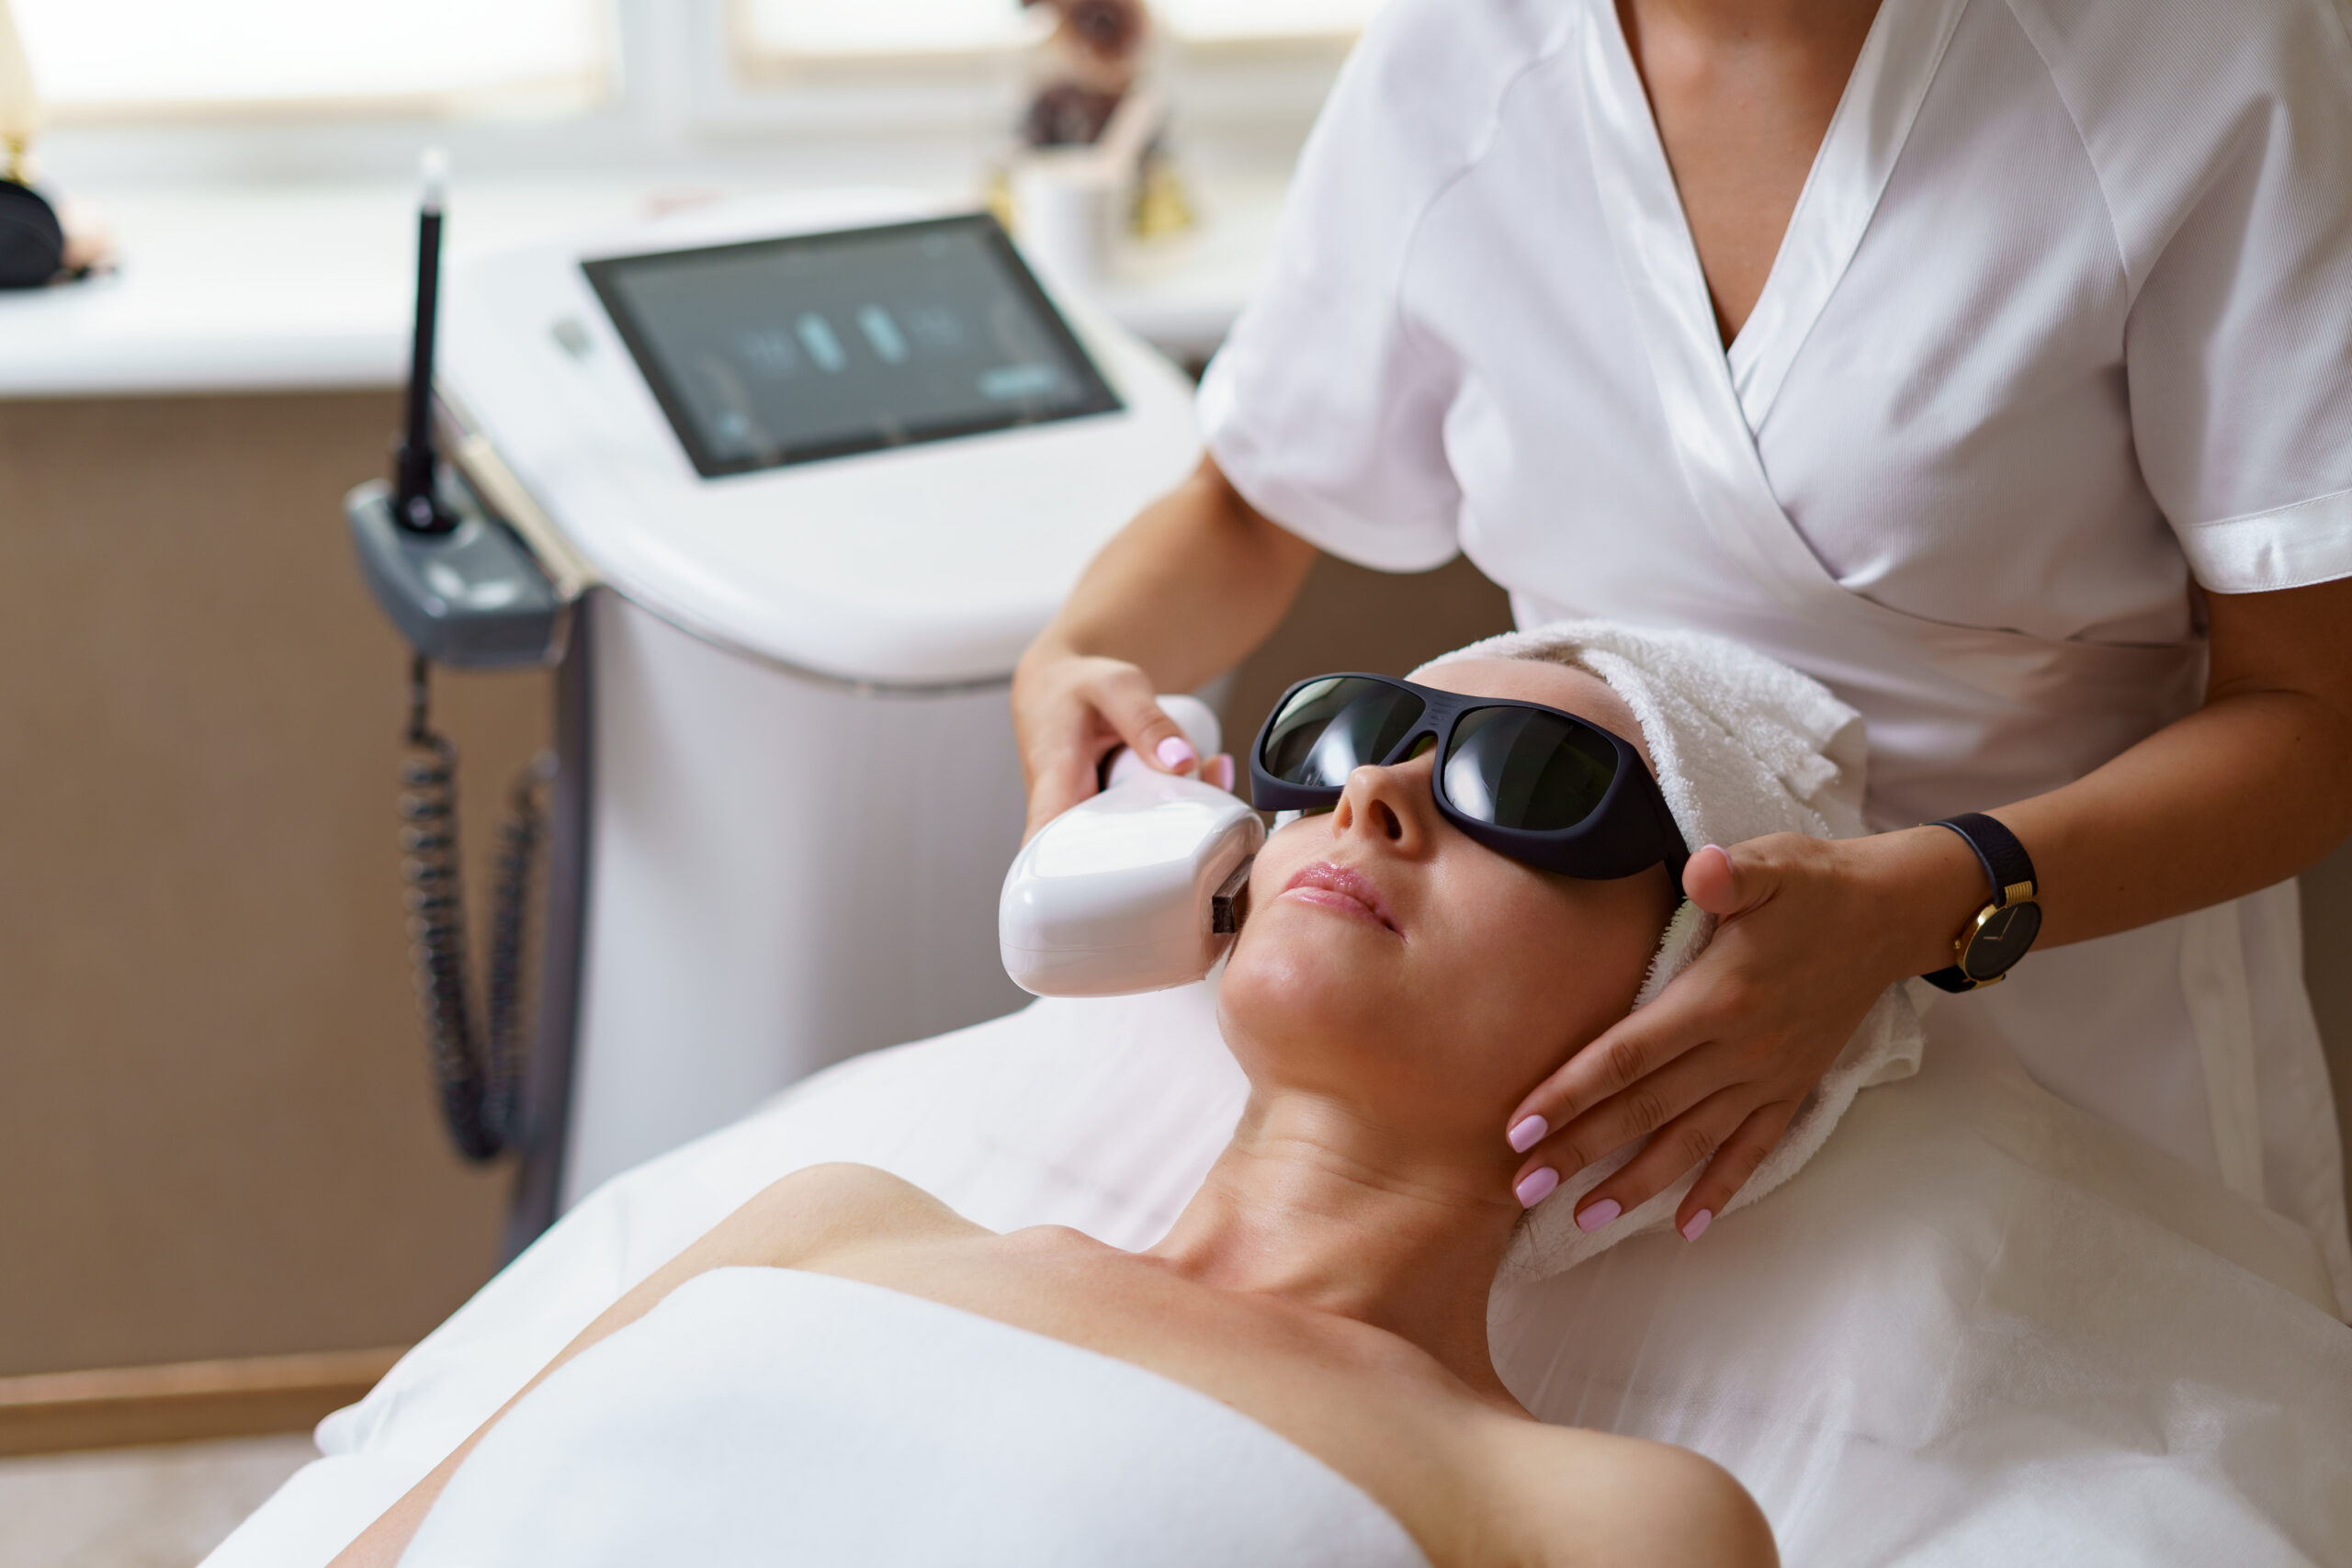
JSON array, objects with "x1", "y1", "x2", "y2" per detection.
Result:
[{"x1": 1331, "y1": 754, "x2": 1438, "y2": 858}]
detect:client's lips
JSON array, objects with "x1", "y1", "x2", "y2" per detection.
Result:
[{"x1": 1281, "y1": 861, "x2": 1399, "y2": 934}]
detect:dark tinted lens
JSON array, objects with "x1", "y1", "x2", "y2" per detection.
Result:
[
  {"x1": 1442, "y1": 707, "x2": 1620, "y2": 830},
  {"x1": 1260, "y1": 678, "x2": 1427, "y2": 788}
]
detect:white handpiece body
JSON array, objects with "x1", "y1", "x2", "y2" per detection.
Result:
[{"x1": 999, "y1": 696, "x2": 1264, "y2": 998}]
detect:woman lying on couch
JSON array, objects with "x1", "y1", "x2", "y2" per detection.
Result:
[{"x1": 338, "y1": 650, "x2": 1777, "y2": 1568}]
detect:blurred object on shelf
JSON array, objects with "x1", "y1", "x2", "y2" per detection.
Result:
[
  {"x1": 1002, "y1": 0, "x2": 1194, "y2": 291},
  {"x1": 1009, "y1": 85, "x2": 1167, "y2": 290},
  {"x1": 1023, "y1": 79, "x2": 1124, "y2": 150},
  {"x1": 55, "y1": 193, "x2": 116, "y2": 274},
  {"x1": 0, "y1": 176, "x2": 62, "y2": 285},
  {"x1": 984, "y1": 164, "x2": 1018, "y2": 233},
  {"x1": 1131, "y1": 146, "x2": 1194, "y2": 241},
  {"x1": 0, "y1": 0, "x2": 41, "y2": 174},
  {"x1": 0, "y1": 0, "x2": 112, "y2": 287},
  {"x1": 1019, "y1": 0, "x2": 1148, "y2": 131}
]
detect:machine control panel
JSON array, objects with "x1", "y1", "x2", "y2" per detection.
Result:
[{"x1": 582, "y1": 213, "x2": 1121, "y2": 479}]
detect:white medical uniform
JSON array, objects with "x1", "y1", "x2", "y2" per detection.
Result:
[{"x1": 1200, "y1": 0, "x2": 2352, "y2": 1304}]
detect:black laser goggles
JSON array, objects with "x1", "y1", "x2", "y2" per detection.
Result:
[{"x1": 1249, "y1": 673, "x2": 1690, "y2": 886}]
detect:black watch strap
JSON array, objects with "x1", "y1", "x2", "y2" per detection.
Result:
[{"x1": 1922, "y1": 813, "x2": 2039, "y2": 994}]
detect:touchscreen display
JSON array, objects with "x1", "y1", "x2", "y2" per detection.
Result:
[{"x1": 582, "y1": 215, "x2": 1122, "y2": 478}]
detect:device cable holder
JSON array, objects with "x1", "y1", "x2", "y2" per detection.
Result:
[
  {"x1": 383, "y1": 147, "x2": 559, "y2": 1160},
  {"x1": 398, "y1": 654, "x2": 553, "y2": 1160}
]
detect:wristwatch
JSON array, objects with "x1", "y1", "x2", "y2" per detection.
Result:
[{"x1": 1922, "y1": 812, "x2": 2041, "y2": 993}]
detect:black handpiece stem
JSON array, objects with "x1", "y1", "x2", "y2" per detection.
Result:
[{"x1": 394, "y1": 149, "x2": 450, "y2": 533}]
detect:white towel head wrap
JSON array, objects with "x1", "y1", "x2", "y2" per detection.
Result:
[{"x1": 1419, "y1": 619, "x2": 1926, "y2": 1280}]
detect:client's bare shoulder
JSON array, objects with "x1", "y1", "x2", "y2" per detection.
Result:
[
  {"x1": 330, "y1": 1163, "x2": 972, "y2": 1568},
  {"x1": 702, "y1": 1162, "x2": 980, "y2": 1271},
  {"x1": 1468, "y1": 1416, "x2": 1776, "y2": 1568}
]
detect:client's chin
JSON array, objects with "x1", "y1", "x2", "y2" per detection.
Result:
[{"x1": 1216, "y1": 919, "x2": 1427, "y2": 1089}]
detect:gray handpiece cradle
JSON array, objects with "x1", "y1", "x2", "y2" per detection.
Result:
[{"x1": 346, "y1": 474, "x2": 564, "y2": 669}]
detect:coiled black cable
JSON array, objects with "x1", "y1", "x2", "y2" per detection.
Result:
[{"x1": 397, "y1": 654, "x2": 554, "y2": 1161}]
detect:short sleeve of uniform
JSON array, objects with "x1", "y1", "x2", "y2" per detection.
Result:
[
  {"x1": 2114, "y1": 0, "x2": 2352, "y2": 593},
  {"x1": 1196, "y1": 0, "x2": 1477, "y2": 572}
]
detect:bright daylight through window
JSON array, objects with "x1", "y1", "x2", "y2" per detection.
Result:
[
  {"x1": 10, "y1": 0, "x2": 609, "y2": 114},
  {"x1": 739, "y1": 0, "x2": 1383, "y2": 57}
]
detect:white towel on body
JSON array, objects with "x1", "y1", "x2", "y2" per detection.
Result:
[
  {"x1": 1424, "y1": 620, "x2": 1927, "y2": 1281},
  {"x1": 397, "y1": 1268, "x2": 1432, "y2": 1568}
]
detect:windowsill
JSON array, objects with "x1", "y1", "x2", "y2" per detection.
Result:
[{"x1": 0, "y1": 171, "x2": 1284, "y2": 400}]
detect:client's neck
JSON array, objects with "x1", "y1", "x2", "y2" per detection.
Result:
[{"x1": 1147, "y1": 1089, "x2": 1524, "y2": 1405}]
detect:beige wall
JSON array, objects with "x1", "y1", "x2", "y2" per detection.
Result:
[
  {"x1": 1, "y1": 391, "x2": 2346, "y2": 1382},
  {"x1": 1, "y1": 394, "x2": 530, "y2": 1376},
  {"x1": 1223, "y1": 552, "x2": 1518, "y2": 743}
]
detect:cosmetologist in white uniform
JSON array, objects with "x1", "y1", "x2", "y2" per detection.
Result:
[{"x1": 1014, "y1": 0, "x2": 2352, "y2": 1307}]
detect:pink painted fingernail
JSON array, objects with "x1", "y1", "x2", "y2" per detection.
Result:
[
  {"x1": 1680, "y1": 1209, "x2": 1713, "y2": 1242},
  {"x1": 1156, "y1": 736, "x2": 1197, "y2": 771},
  {"x1": 1514, "y1": 1168, "x2": 1560, "y2": 1209},
  {"x1": 1576, "y1": 1198, "x2": 1621, "y2": 1233},
  {"x1": 1205, "y1": 754, "x2": 1235, "y2": 792},
  {"x1": 1507, "y1": 1115, "x2": 1548, "y2": 1153}
]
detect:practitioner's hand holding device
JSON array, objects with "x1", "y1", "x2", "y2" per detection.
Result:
[
  {"x1": 1000, "y1": 694, "x2": 1262, "y2": 998},
  {"x1": 1008, "y1": 457, "x2": 1319, "y2": 840},
  {"x1": 1012, "y1": 652, "x2": 1224, "y2": 840}
]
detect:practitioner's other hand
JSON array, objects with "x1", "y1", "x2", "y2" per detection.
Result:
[
  {"x1": 1502, "y1": 826, "x2": 1985, "y2": 1239},
  {"x1": 1012, "y1": 647, "x2": 1199, "y2": 840}
]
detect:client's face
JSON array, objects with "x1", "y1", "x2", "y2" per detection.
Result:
[{"x1": 1218, "y1": 660, "x2": 1679, "y2": 1143}]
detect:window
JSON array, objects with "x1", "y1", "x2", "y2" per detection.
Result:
[
  {"x1": 736, "y1": 0, "x2": 1382, "y2": 62},
  {"x1": 1152, "y1": 0, "x2": 1383, "y2": 43},
  {"x1": 736, "y1": 0, "x2": 1047, "y2": 60},
  {"x1": 12, "y1": 0, "x2": 612, "y2": 118},
  {"x1": 8, "y1": 0, "x2": 1354, "y2": 186}
]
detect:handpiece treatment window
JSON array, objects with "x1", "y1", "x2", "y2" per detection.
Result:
[{"x1": 583, "y1": 215, "x2": 1123, "y2": 478}]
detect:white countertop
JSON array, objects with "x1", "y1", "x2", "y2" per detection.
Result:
[{"x1": 0, "y1": 175, "x2": 1282, "y2": 400}]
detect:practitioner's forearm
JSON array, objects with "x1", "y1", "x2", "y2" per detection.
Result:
[
  {"x1": 1839, "y1": 686, "x2": 2352, "y2": 992},
  {"x1": 1023, "y1": 456, "x2": 1317, "y2": 694},
  {"x1": 1997, "y1": 693, "x2": 2352, "y2": 950},
  {"x1": 1957, "y1": 580, "x2": 2352, "y2": 953}
]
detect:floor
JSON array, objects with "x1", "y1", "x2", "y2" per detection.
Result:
[{"x1": 0, "y1": 1435, "x2": 314, "y2": 1568}]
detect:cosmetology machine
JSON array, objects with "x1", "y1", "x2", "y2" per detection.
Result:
[{"x1": 348, "y1": 159, "x2": 1198, "y2": 1253}]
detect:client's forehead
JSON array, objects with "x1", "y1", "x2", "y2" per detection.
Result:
[{"x1": 1409, "y1": 658, "x2": 1654, "y2": 771}]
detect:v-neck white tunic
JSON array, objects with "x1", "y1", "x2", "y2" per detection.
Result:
[{"x1": 1200, "y1": 0, "x2": 2352, "y2": 1303}]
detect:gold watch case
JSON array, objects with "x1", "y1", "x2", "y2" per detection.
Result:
[{"x1": 1953, "y1": 883, "x2": 2042, "y2": 987}]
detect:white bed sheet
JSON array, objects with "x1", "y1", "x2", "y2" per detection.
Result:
[{"x1": 209, "y1": 984, "x2": 2352, "y2": 1567}]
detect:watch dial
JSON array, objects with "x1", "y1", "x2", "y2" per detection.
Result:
[{"x1": 1962, "y1": 901, "x2": 2043, "y2": 980}]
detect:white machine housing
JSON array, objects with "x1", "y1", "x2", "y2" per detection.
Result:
[
  {"x1": 1000, "y1": 696, "x2": 1266, "y2": 998},
  {"x1": 437, "y1": 190, "x2": 1201, "y2": 1209},
  {"x1": 443, "y1": 188, "x2": 1199, "y2": 683}
]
